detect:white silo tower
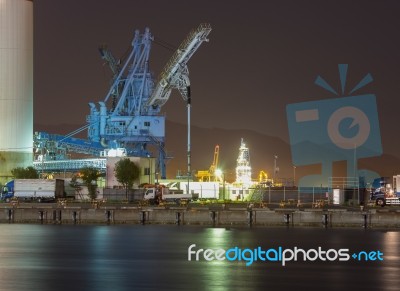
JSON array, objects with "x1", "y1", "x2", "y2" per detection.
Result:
[{"x1": 0, "y1": 0, "x2": 33, "y2": 182}]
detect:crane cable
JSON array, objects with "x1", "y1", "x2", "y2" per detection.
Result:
[{"x1": 153, "y1": 37, "x2": 176, "y2": 52}]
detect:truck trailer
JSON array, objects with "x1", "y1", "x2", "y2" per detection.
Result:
[
  {"x1": 1, "y1": 179, "x2": 65, "y2": 202},
  {"x1": 163, "y1": 181, "x2": 220, "y2": 199}
]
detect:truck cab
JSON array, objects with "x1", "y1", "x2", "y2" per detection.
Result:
[
  {"x1": 143, "y1": 186, "x2": 164, "y2": 205},
  {"x1": 370, "y1": 177, "x2": 400, "y2": 206},
  {"x1": 143, "y1": 187, "x2": 157, "y2": 200},
  {"x1": 1, "y1": 181, "x2": 14, "y2": 202},
  {"x1": 370, "y1": 186, "x2": 388, "y2": 206}
]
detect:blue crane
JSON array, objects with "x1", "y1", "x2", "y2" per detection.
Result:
[{"x1": 34, "y1": 24, "x2": 212, "y2": 179}]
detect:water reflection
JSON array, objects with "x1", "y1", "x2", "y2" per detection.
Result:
[
  {"x1": 201, "y1": 228, "x2": 235, "y2": 291},
  {"x1": 380, "y1": 231, "x2": 400, "y2": 291},
  {"x1": 0, "y1": 225, "x2": 398, "y2": 291}
]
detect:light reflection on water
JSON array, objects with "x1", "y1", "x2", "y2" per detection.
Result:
[
  {"x1": 380, "y1": 231, "x2": 400, "y2": 291},
  {"x1": 0, "y1": 225, "x2": 398, "y2": 291}
]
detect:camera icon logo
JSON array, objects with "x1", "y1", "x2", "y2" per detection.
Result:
[
  {"x1": 327, "y1": 106, "x2": 370, "y2": 150},
  {"x1": 286, "y1": 65, "x2": 382, "y2": 186}
]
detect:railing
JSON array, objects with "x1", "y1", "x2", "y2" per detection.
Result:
[
  {"x1": 328, "y1": 177, "x2": 359, "y2": 190},
  {"x1": 33, "y1": 158, "x2": 107, "y2": 172},
  {"x1": 259, "y1": 187, "x2": 330, "y2": 204}
]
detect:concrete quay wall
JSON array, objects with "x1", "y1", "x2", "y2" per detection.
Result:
[{"x1": 1, "y1": 206, "x2": 400, "y2": 228}]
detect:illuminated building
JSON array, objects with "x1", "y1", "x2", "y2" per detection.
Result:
[{"x1": 0, "y1": 0, "x2": 34, "y2": 182}]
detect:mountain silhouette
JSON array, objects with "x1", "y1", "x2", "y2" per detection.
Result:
[{"x1": 34, "y1": 121, "x2": 400, "y2": 184}]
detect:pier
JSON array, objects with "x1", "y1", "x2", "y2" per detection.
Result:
[{"x1": 1, "y1": 203, "x2": 400, "y2": 228}]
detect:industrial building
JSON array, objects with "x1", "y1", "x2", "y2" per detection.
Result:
[{"x1": 0, "y1": 0, "x2": 33, "y2": 184}]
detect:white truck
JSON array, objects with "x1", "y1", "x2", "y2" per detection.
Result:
[
  {"x1": 1, "y1": 179, "x2": 65, "y2": 202},
  {"x1": 143, "y1": 185, "x2": 198, "y2": 204}
]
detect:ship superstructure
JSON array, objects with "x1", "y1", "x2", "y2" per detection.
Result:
[{"x1": 235, "y1": 138, "x2": 252, "y2": 186}]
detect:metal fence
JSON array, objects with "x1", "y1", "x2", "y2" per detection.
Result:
[
  {"x1": 250, "y1": 186, "x2": 366, "y2": 205},
  {"x1": 251, "y1": 187, "x2": 328, "y2": 204},
  {"x1": 103, "y1": 188, "x2": 144, "y2": 202}
]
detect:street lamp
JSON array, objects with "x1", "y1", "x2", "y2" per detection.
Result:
[
  {"x1": 293, "y1": 165, "x2": 296, "y2": 187},
  {"x1": 215, "y1": 169, "x2": 225, "y2": 200},
  {"x1": 273, "y1": 155, "x2": 278, "y2": 184},
  {"x1": 146, "y1": 155, "x2": 151, "y2": 184}
]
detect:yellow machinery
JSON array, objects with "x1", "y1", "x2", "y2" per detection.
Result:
[
  {"x1": 258, "y1": 170, "x2": 275, "y2": 186},
  {"x1": 258, "y1": 170, "x2": 268, "y2": 183},
  {"x1": 196, "y1": 145, "x2": 220, "y2": 182}
]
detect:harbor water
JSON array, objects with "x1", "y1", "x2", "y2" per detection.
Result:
[{"x1": 0, "y1": 224, "x2": 399, "y2": 291}]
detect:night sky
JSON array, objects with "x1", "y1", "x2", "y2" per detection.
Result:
[{"x1": 33, "y1": 0, "x2": 400, "y2": 180}]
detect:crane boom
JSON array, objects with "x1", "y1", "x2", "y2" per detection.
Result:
[
  {"x1": 98, "y1": 45, "x2": 122, "y2": 111},
  {"x1": 147, "y1": 23, "x2": 211, "y2": 108},
  {"x1": 209, "y1": 145, "x2": 219, "y2": 174},
  {"x1": 98, "y1": 44, "x2": 120, "y2": 77},
  {"x1": 33, "y1": 25, "x2": 211, "y2": 179}
]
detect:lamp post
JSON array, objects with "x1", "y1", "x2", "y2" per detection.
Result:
[
  {"x1": 293, "y1": 165, "x2": 296, "y2": 187},
  {"x1": 186, "y1": 89, "x2": 191, "y2": 195},
  {"x1": 215, "y1": 169, "x2": 225, "y2": 200},
  {"x1": 146, "y1": 155, "x2": 151, "y2": 184},
  {"x1": 223, "y1": 174, "x2": 226, "y2": 200},
  {"x1": 273, "y1": 155, "x2": 278, "y2": 185}
]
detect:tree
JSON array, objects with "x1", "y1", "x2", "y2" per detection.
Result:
[
  {"x1": 11, "y1": 166, "x2": 39, "y2": 179},
  {"x1": 114, "y1": 158, "x2": 140, "y2": 200},
  {"x1": 80, "y1": 167, "x2": 102, "y2": 200},
  {"x1": 69, "y1": 174, "x2": 83, "y2": 199}
]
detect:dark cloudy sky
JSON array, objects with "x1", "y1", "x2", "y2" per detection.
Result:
[{"x1": 33, "y1": 0, "x2": 400, "y2": 165}]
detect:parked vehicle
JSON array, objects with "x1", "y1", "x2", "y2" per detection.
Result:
[
  {"x1": 1, "y1": 179, "x2": 65, "y2": 202},
  {"x1": 370, "y1": 176, "x2": 400, "y2": 206},
  {"x1": 143, "y1": 184, "x2": 198, "y2": 204}
]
